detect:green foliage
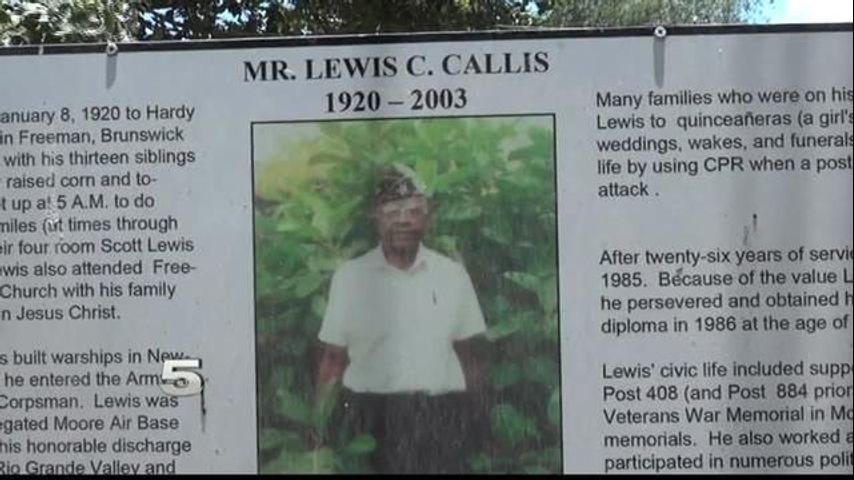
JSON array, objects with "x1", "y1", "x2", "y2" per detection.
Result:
[
  {"x1": 1, "y1": 0, "x2": 767, "y2": 44},
  {"x1": 1, "y1": 0, "x2": 137, "y2": 45},
  {"x1": 541, "y1": 0, "x2": 769, "y2": 27},
  {"x1": 255, "y1": 117, "x2": 560, "y2": 473},
  {"x1": 136, "y1": 0, "x2": 544, "y2": 39}
]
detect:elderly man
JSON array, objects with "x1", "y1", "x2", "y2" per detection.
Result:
[{"x1": 315, "y1": 165, "x2": 487, "y2": 473}]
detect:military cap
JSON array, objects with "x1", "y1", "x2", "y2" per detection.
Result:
[{"x1": 374, "y1": 163, "x2": 429, "y2": 204}]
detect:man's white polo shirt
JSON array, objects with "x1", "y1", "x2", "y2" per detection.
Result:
[{"x1": 318, "y1": 244, "x2": 487, "y2": 395}]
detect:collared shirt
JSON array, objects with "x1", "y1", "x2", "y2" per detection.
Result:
[{"x1": 318, "y1": 244, "x2": 487, "y2": 395}]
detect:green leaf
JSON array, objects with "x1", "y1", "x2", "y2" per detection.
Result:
[
  {"x1": 262, "y1": 447, "x2": 336, "y2": 474},
  {"x1": 504, "y1": 271, "x2": 540, "y2": 293},
  {"x1": 524, "y1": 356, "x2": 559, "y2": 387},
  {"x1": 523, "y1": 465, "x2": 551, "y2": 474},
  {"x1": 309, "y1": 152, "x2": 347, "y2": 165},
  {"x1": 342, "y1": 434, "x2": 377, "y2": 456},
  {"x1": 519, "y1": 448, "x2": 562, "y2": 472},
  {"x1": 329, "y1": 196, "x2": 363, "y2": 226},
  {"x1": 442, "y1": 203, "x2": 482, "y2": 221},
  {"x1": 318, "y1": 122, "x2": 342, "y2": 137},
  {"x1": 312, "y1": 209, "x2": 333, "y2": 238},
  {"x1": 308, "y1": 384, "x2": 340, "y2": 435},
  {"x1": 432, "y1": 235, "x2": 458, "y2": 257},
  {"x1": 293, "y1": 272, "x2": 325, "y2": 298},
  {"x1": 468, "y1": 453, "x2": 495, "y2": 473},
  {"x1": 433, "y1": 166, "x2": 470, "y2": 193},
  {"x1": 311, "y1": 294, "x2": 327, "y2": 320},
  {"x1": 308, "y1": 255, "x2": 340, "y2": 273},
  {"x1": 484, "y1": 321, "x2": 522, "y2": 342},
  {"x1": 481, "y1": 224, "x2": 511, "y2": 245},
  {"x1": 491, "y1": 404, "x2": 540, "y2": 446},
  {"x1": 281, "y1": 336, "x2": 308, "y2": 357},
  {"x1": 415, "y1": 157, "x2": 437, "y2": 194},
  {"x1": 258, "y1": 428, "x2": 303, "y2": 453},
  {"x1": 535, "y1": 273, "x2": 558, "y2": 313},
  {"x1": 274, "y1": 390, "x2": 313, "y2": 426},
  {"x1": 490, "y1": 362, "x2": 522, "y2": 390},
  {"x1": 275, "y1": 219, "x2": 304, "y2": 233}
]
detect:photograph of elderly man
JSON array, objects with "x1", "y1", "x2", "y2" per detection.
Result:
[{"x1": 254, "y1": 116, "x2": 559, "y2": 474}]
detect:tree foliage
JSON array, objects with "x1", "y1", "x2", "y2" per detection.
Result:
[
  {"x1": 542, "y1": 0, "x2": 766, "y2": 27},
  {"x1": 139, "y1": 0, "x2": 545, "y2": 39},
  {"x1": 254, "y1": 117, "x2": 559, "y2": 473},
  {"x1": 0, "y1": 0, "x2": 136, "y2": 44},
  {"x1": 2, "y1": 0, "x2": 768, "y2": 45}
]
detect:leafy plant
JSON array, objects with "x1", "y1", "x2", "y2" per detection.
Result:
[{"x1": 255, "y1": 116, "x2": 559, "y2": 473}]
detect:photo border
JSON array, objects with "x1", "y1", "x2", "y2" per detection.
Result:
[{"x1": 250, "y1": 112, "x2": 562, "y2": 474}]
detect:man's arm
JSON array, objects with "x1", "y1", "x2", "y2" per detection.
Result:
[
  {"x1": 317, "y1": 344, "x2": 348, "y2": 384},
  {"x1": 453, "y1": 337, "x2": 486, "y2": 391},
  {"x1": 316, "y1": 268, "x2": 348, "y2": 405},
  {"x1": 315, "y1": 343, "x2": 348, "y2": 405},
  {"x1": 453, "y1": 267, "x2": 488, "y2": 391},
  {"x1": 454, "y1": 336, "x2": 490, "y2": 443},
  {"x1": 310, "y1": 343, "x2": 348, "y2": 448}
]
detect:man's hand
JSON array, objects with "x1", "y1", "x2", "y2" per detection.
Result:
[
  {"x1": 312, "y1": 344, "x2": 348, "y2": 448},
  {"x1": 317, "y1": 344, "x2": 348, "y2": 389}
]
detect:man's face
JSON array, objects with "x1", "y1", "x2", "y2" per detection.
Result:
[{"x1": 375, "y1": 195, "x2": 430, "y2": 252}]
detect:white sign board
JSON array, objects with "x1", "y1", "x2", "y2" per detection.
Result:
[{"x1": 0, "y1": 25, "x2": 852, "y2": 474}]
